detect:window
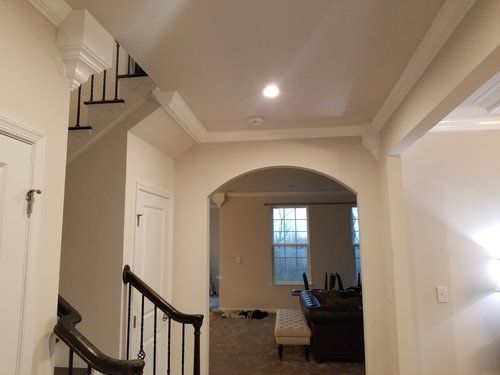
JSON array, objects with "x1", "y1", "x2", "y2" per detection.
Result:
[
  {"x1": 351, "y1": 205, "x2": 361, "y2": 276},
  {"x1": 272, "y1": 207, "x2": 309, "y2": 284}
]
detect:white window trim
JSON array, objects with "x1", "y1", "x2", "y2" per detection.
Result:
[{"x1": 271, "y1": 205, "x2": 312, "y2": 286}]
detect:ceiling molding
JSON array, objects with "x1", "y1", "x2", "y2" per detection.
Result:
[
  {"x1": 203, "y1": 125, "x2": 362, "y2": 143},
  {"x1": 28, "y1": 0, "x2": 72, "y2": 26},
  {"x1": 473, "y1": 78, "x2": 500, "y2": 112},
  {"x1": 152, "y1": 88, "x2": 362, "y2": 143},
  {"x1": 224, "y1": 191, "x2": 355, "y2": 199},
  {"x1": 432, "y1": 121, "x2": 500, "y2": 132},
  {"x1": 361, "y1": 124, "x2": 380, "y2": 160},
  {"x1": 371, "y1": 0, "x2": 475, "y2": 132},
  {"x1": 151, "y1": 88, "x2": 208, "y2": 143}
]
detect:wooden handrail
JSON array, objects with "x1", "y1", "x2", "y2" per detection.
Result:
[
  {"x1": 122, "y1": 265, "x2": 203, "y2": 326},
  {"x1": 54, "y1": 296, "x2": 145, "y2": 375},
  {"x1": 122, "y1": 265, "x2": 203, "y2": 375}
]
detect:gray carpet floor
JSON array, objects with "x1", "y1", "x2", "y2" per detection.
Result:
[{"x1": 209, "y1": 312, "x2": 365, "y2": 375}]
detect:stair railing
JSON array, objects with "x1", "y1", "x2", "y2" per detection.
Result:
[
  {"x1": 69, "y1": 41, "x2": 148, "y2": 132},
  {"x1": 54, "y1": 296, "x2": 145, "y2": 375},
  {"x1": 122, "y1": 265, "x2": 204, "y2": 375}
]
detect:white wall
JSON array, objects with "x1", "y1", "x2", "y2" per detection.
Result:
[
  {"x1": 0, "y1": 1, "x2": 70, "y2": 373},
  {"x1": 173, "y1": 137, "x2": 391, "y2": 375},
  {"x1": 402, "y1": 130, "x2": 500, "y2": 375},
  {"x1": 377, "y1": 2, "x2": 500, "y2": 373}
]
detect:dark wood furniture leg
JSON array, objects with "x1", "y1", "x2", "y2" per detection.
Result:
[
  {"x1": 304, "y1": 345, "x2": 309, "y2": 361},
  {"x1": 278, "y1": 344, "x2": 283, "y2": 361}
]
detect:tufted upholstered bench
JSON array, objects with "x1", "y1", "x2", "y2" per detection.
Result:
[{"x1": 274, "y1": 309, "x2": 311, "y2": 361}]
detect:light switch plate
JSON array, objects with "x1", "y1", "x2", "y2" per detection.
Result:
[{"x1": 436, "y1": 286, "x2": 448, "y2": 303}]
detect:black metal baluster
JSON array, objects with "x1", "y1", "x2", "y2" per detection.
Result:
[
  {"x1": 69, "y1": 84, "x2": 92, "y2": 131},
  {"x1": 102, "y1": 70, "x2": 107, "y2": 100},
  {"x1": 153, "y1": 307, "x2": 157, "y2": 375},
  {"x1": 126, "y1": 283, "x2": 132, "y2": 360},
  {"x1": 68, "y1": 348, "x2": 74, "y2": 375},
  {"x1": 75, "y1": 85, "x2": 81, "y2": 127},
  {"x1": 87, "y1": 363, "x2": 91, "y2": 374},
  {"x1": 181, "y1": 323, "x2": 185, "y2": 375},
  {"x1": 138, "y1": 294, "x2": 146, "y2": 360},
  {"x1": 127, "y1": 55, "x2": 131, "y2": 75},
  {"x1": 89, "y1": 74, "x2": 94, "y2": 102},
  {"x1": 193, "y1": 323, "x2": 202, "y2": 375},
  {"x1": 114, "y1": 41, "x2": 120, "y2": 100},
  {"x1": 167, "y1": 317, "x2": 171, "y2": 375}
]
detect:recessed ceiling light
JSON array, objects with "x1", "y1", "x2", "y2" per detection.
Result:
[{"x1": 263, "y1": 84, "x2": 280, "y2": 98}]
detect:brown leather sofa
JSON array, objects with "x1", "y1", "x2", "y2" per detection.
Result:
[{"x1": 299, "y1": 289, "x2": 364, "y2": 362}]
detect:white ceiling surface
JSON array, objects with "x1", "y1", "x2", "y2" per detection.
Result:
[
  {"x1": 217, "y1": 168, "x2": 352, "y2": 194},
  {"x1": 66, "y1": 0, "x2": 444, "y2": 133},
  {"x1": 435, "y1": 72, "x2": 500, "y2": 131}
]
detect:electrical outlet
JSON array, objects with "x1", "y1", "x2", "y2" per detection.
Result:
[{"x1": 236, "y1": 256, "x2": 241, "y2": 264}]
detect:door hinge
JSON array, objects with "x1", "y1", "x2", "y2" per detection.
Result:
[
  {"x1": 133, "y1": 315, "x2": 137, "y2": 329},
  {"x1": 26, "y1": 189, "x2": 42, "y2": 217},
  {"x1": 136, "y1": 214, "x2": 143, "y2": 227}
]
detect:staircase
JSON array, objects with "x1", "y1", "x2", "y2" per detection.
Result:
[
  {"x1": 55, "y1": 266, "x2": 203, "y2": 375},
  {"x1": 67, "y1": 42, "x2": 157, "y2": 162}
]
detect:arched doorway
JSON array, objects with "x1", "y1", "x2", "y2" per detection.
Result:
[{"x1": 208, "y1": 166, "x2": 365, "y2": 372}]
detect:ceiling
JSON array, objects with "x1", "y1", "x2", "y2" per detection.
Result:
[
  {"x1": 66, "y1": 0, "x2": 445, "y2": 134},
  {"x1": 217, "y1": 167, "x2": 352, "y2": 194}
]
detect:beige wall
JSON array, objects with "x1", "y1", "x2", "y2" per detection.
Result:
[
  {"x1": 60, "y1": 102, "x2": 170, "y2": 357},
  {"x1": 0, "y1": 1, "x2": 70, "y2": 373},
  {"x1": 402, "y1": 130, "x2": 500, "y2": 375},
  {"x1": 60, "y1": 117, "x2": 128, "y2": 357},
  {"x1": 218, "y1": 195, "x2": 356, "y2": 309},
  {"x1": 173, "y1": 138, "x2": 390, "y2": 375}
]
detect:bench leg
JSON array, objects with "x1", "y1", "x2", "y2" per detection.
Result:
[
  {"x1": 278, "y1": 344, "x2": 283, "y2": 361},
  {"x1": 304, "y1": 345, "x2": 309, "y2": 361}
]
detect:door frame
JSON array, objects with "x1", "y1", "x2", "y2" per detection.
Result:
[
  {"x1": 134, "y1": 181, "x2": 173, "y2": 302},
  {"x1": 0, "y1": 114, "x2": 46, "y2": 374},
  {"x1": 121, "y1": 181, "x2": 174, "y2": 361}
]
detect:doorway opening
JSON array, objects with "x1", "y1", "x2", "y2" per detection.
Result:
[{"x1": 208, "y1": 167, "x2": 365, "y2": 373}]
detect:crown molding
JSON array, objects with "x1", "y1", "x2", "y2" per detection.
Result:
[
  {"x1": 371, "y1": 0, "x2": 475, "y2": 132},
  {"x1": 28, "y1": 0, "x2": 72, "y2": 26},
  {"x1": 151, "y1": 88, "x2": 363, "y2": 143},
  {"x1": 224, "y1": 191, "x2": 355, "y2": 199},
  {"x1": 473, "y1": 77, "x2": 500, "y2": 112},
  {"x1": 204, "y1": 125, "x2": 363, "y2": 143},
  {"x1": 432, "y1": 121, "x2": 500, "y2": 132},
  {"x1": 151, "y1": 88, "x2": 208, "y2": 143},
  {"x1": 360, "y1": 124, "x2": 380, "y2": 160}
]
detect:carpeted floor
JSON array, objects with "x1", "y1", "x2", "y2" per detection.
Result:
[{"x1": 209, "y1": 312, "x2": 365, "y2": 375}]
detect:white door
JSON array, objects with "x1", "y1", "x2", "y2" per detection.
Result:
[
  {"x1": 131, "y1": 187, "x2": 171, "y2": 374},
  {"x1": 0, "y1": 134, "x2": 35, "y2": 374}
]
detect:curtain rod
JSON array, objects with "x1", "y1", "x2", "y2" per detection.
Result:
[{"x1": 263, "y1": 202, "x2": 356, "y2": 206}]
